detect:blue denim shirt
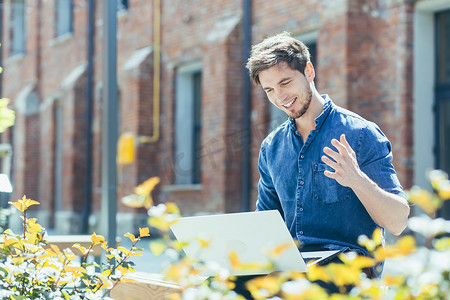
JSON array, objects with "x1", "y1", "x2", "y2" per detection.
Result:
[{"x1": 256, "y1": 95, "x2": 404, "y2": 256}]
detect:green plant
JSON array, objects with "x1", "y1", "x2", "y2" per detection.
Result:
[{"x1": 0, "y1": 196, "x2": 149, "y2": 299}]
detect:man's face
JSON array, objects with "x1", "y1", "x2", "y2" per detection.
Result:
[{"x1": 259, "y1": 61, "x2": 312, "y2": 120}]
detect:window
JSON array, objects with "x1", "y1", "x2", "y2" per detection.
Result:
[
  {"x1": 10, "y1": 0, "x2": 26, "y2": 56},
  {"x1": 56, "y1": 0, "x2": 73, "y2": 37},
  {"x1": 269, "y1": 33, "x2": 317, "y2": 132},
  {"x1": 435, "y1": 9, "x2": 450, "y2": 218},
  {"x1": 175, "y1": 63, "x2": 202, "y2": 185},
  {"x1": 117, "y1": 0, "x2": 129, "y2": 12}
]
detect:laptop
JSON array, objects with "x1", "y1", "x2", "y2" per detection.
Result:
[{"x1": 169, "y1": 210, "x2": 340, "y2": 276}]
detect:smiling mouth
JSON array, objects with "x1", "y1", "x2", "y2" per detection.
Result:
[{"x1": 282, "y1": 97, "x2": 297, "y2": 108}]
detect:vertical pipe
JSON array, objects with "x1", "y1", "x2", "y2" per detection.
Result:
[
  {"x1": 82, "y1": 0, "x2": 95, "y2": 233},
  {"x1": 241, "y1": 0, "x2": 252, "y2": 212},
  {"x1": 101, "y1": 0, "x2": 117, "y2": 249},
  {"x1": 138, "y1": 0, "x2": 161, "y2": 144}
]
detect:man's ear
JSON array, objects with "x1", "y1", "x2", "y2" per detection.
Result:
[{"x1": 304, "y1": 61, "x2": 315, "y2": 83}]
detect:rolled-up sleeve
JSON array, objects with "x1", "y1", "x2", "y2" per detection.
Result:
[{"x1": 358, "y1": 124, "x2": 405, "y2": 197}]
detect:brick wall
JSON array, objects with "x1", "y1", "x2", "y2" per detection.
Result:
[{"x1": 1, "y1": 0, "x2": 415, "y2": 233}]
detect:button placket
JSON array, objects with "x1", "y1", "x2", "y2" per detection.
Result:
[{"x1": 297, "y1": 151, "x2": 305, "y2": 238}]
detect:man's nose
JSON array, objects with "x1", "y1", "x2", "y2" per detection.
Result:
[{"x1": 275, "y1": 90, "x2": 288, "y2": 104}]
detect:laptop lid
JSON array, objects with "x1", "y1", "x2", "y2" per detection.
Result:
[{"x1": 169, "y1": 210, "x2": 308, "y2": 276}]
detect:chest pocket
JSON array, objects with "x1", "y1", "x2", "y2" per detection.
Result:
[{"x1": 313, "y1": 163, "x2": 351, "y2": 204}]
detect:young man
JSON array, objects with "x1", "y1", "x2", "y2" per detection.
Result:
[{"x1": 246, "y1": 32, "x2": 410, "y2": 277}]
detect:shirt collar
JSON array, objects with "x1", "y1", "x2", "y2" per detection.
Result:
[{"x1": 289, "y1": 94, "x2": 333, "y2": 133}]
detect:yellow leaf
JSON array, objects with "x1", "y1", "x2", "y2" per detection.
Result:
[
  {"x1": 91, "y1": 232, "x2": 105, "y2": 246},
  {"x1": 135, "y1": 177, "x2": 160, "y2": 196},
  {"x1": 27, "y1": 218, "x2": 43, "y2": 234},
  {"x1": 124, "y1": 232, "x2": 136, "y2": 242},
  {"x1": 437, "y1": 179, "x2": 450, "y2": 200},
  {"x1": 246, "y1": 275, "x2": 283, "y2": 299},
  {"x1": 139, "y1": 227, "x2": 150, "y2": 238},
  {"x1": 9, "y1": 196, "x2": 39, "y2": 212},
  {"x1": 327, "y1": 263, "x2": 362, "y2": 286},
  {"x1": 307, "y1": 264, "x2": 331, "y2": 283},
  {"x1": 117, "y1": 133, "x2": 135, "y2": 165},
  {"x1": 428, "y1": 169, "x2": 448, "y2": 190},
  {"x1": 50, "y1": 244, "x2": 63, "y2": 256},
  {"x1": 165, "y1": 202, "x2": 180, "y2": 215},
  {"x1": 116, "y1": 265, "x2": 130, "y2": 275},
  {"x1": 433, "y1": 237, "x2": 450, "y2": 250},
  {"x1": 371, "y1": 228, "x2": 383, "y2": 247},
  {"x1": 118, "y1": 246, "x2": 130, "y2": 255},
  {"x1": 3, "y1": 236, "x2": 19, "y2": 247},
  {"x1": 149, "y1": 216, "x2": 171, "y2": 232},
  {"x1": 149, "y1": 239, "x2": 167, "y2": 256},
  {"x1": 72, "y1": 243, "x2": 87, "y2": 255},
  {"x1": 407, "y1": 187, "x2": 440, "y2": 215},
  {"x1": 99, "y1": 275, "x2": 113, "y2": 289},
  {"x1": 382, "y1": 235, "x2": 416, "y2": 258},
  {"x1": 383, "y1": 274, "x2": 405, "y2": 286},
  {"x1": 12, "y1": 256, "x2": 25, "y2": 264}
]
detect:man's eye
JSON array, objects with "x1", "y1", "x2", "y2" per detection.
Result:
[{"x1": 281, "y1": 81, "x2": 291, "y2": 86}]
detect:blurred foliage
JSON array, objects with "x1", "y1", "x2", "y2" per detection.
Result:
[
  {"x1": 0, "y1": 196, "x2": 149, "y2": 299},
  {"x1": 123, "y1": 170, "x2": 450, "y2": 299},
  {"x1": 0, "y1": 98, "x2": 15, "y2": 134},
  {"x1": 0, "y1": 66, "x2": 15, "y2": 134}
]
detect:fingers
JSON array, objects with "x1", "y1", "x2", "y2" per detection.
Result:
[
  {"x1": 322, "y1": 134, "x2": 354, "y2": 170},
  {"x1": 323, "y1": 170, "x2": 335, "y2": 179},
  {"x1": 340, "y1": 134, "x2": 355, "y2": 157},
  {"x1": 331, "y1": 138, "x2": 346, "y2": 155},
  {"x1": 322, "y1": 146, "x2": 340, "y2": 162},
  {"x1": 321, "y1": 153, "x2": 339, "y2": 170}
]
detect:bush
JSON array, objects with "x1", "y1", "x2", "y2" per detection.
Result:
[{"x1": 0, "y1": 196, "x2": 149, "y2": 299}]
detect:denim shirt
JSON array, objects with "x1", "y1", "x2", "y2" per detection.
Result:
[{"x1": 256, "y1": 95, "x2": 404, "y2": 256}]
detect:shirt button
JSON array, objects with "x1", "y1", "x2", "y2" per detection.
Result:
[
  {"x1": 299, "y1": 231, "x2": 304, "y2": 235},
  {"x1": 299, "y1": 180, "x2": 304, "y2": 185},
  {"x1": 299, "y1": 207, "x2": 304, "y2": 212},
  {"x1": 300, "y1": 154, "x2": 304, "y2": 159}
]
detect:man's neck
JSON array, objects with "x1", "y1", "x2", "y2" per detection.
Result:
[{"x1": 295, "y1": 91, "x2": 325, "y2": 141}]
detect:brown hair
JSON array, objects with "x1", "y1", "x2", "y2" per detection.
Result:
[{"x1": 246, "y1": 32, "x2": 310, "y2": 85}]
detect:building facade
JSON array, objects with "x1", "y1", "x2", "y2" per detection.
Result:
[{"x1": 0, "y1": 0, "x2": 449, "y2": 234}]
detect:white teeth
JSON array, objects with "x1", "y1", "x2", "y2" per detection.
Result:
[{"x1": 283, "y1": 98, "x2": 296, "y2": 108}]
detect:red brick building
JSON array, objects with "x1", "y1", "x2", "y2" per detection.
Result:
[{"x1": 1, "y1": 0, "x2": 449, "y2": 234}]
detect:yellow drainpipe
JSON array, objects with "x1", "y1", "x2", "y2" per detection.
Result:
[{"x1": 139, "y1": 0, "x2": 161, "y2": 143}]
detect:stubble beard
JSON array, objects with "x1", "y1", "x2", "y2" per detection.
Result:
[{"x1": 286, "y1": 86, "x2": 312, "y2": 120}]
